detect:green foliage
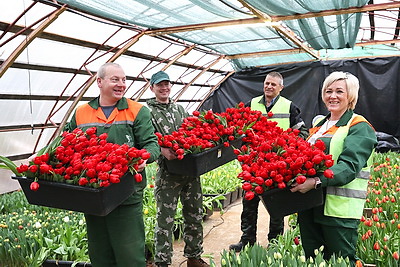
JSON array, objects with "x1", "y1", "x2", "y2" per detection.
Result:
[
  {"x1": 217, "y1": 237, "x2": 350, "y2": 267},
  {"x1": 0, "y1": 192, "x2": 89, "y2": 266},
  {"x1": 356, "y1": 151, "x2": 400, "y2": 266}
]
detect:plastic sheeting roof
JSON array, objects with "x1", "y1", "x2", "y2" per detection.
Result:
[{"x1": 54, "y1": 0, "x2": 400, "y2": 70}]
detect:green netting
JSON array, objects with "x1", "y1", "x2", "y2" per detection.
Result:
[
  {"x1": 246, "y1": 0, "x2": 368, "y2": 49},
  {"x1": 56, "y1": 0, "x2": 380, "y2": 71}
]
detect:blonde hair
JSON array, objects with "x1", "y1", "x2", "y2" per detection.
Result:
[{"x1": 322, "y1": 71, "x2": 359, "y2": 110}]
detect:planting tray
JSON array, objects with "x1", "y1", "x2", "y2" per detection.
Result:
[
  {"x1": 42, "y1": 260, "x2": 92, "y2": 267},
  {"x1": 165, "y1": 137, "x2": 243, "y2": 176},
  {"x1": 12, "y1": 174, "x2": 134, "y2": 216},
  {"x1": 259, "y1": 187, "x2": 323, "y2": 218}
]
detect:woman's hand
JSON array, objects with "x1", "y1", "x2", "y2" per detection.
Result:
[
  {"x1": 290, "y1": 178, "x2": 317, "y2": 193},
  {"x1": 161, "y1": 147, "x2": 177, "y2": 161}
]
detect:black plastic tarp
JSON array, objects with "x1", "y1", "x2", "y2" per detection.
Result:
[{"x1": 200, "y1": 57, "x2": 400, "y2": 139}]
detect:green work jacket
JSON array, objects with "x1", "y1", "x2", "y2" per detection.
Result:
[
  {"x1": 307, "y1": 110, "x2": 377, "y2": 228},
  {"x1": 65, "y1": 97, "x2": 160, "y2": 203}
]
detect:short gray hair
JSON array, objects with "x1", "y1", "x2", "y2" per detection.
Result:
[
  {"x1": 97, "y1": 62, "x2": 122, "y2": 79},
  {"x1": 266, "y1": 71, "x2": 284, "y2": 86}
]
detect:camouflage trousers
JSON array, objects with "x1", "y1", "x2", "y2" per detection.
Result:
[{"x1": 154, "y1": 167, "x2": 204, "y2": 265}]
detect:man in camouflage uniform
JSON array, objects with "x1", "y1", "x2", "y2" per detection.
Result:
[{"x1": 146, "y1": 71, "x2": 209, "y2": 267}]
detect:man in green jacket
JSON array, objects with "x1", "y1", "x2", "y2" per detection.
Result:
[
  {"x1": 65, "y1": 62, "x2": 160, "y2": 267},
  {"x1": 146, "y1": 71, "x2": 209, "y2": 267}
]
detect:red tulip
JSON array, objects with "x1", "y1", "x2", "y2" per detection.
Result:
[
  {"x1": 134, "y1": 173, "x2": 142, "y2": 183},
  {"x1": 30, "y1": 181, "x2": 39, "y2": 191},
  {"x1": 244, "y1": 191, "x2": 255, "y2": 200},
  {"x1": 393, "y1": 251, "x2": 399, "y2": 260},
  {"x1": 323, "y1": 169, "x2": 334, "y2": 179}
]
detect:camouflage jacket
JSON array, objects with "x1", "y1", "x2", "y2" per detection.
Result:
[{"x1": 146, "y1": 97, "x2": 188, "y2": 135}]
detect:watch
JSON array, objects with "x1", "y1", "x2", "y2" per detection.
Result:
[{"x1": 313, "y1": 177, "x2": 322, "y2": 189}]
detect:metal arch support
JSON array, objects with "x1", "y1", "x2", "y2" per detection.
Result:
[
  {"x1": 173, "y1": 55, "x2": 224, "y2": 103},
  {"x1": 134, "y1": 44, "x2": 196, "y2": 101},
  {"x1": 53, "y1": 31, "x2": 146, "y2": 138},
  {"x1": 0, "y1": 6, "x2": 67, "y2": 78}
]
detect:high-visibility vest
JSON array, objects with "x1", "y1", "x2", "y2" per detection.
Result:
[
  {"x1": 323, "y1": 114, "x2": 373, "y2": 219},
  {"x1": 250, "y1": 95, "x2": 291, "y2": 130}
]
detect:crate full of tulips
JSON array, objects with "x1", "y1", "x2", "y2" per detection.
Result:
[
  {"x1": 156, "y1": 103, "x2": 259, "y2": 176},
  {"x1": 1, "y1": 127, "x2": 150, "y2": 216},
  {"x1": 235, "y1": 112, "x2": 335, "y2": 217}
]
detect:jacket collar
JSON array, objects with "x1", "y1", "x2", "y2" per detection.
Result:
[
  {"x1": 317, "y1": 110, "x2": 354, "y2": 127},
  {"x1": 88, "y1": 97, "x2": 129, "y2": 110}
]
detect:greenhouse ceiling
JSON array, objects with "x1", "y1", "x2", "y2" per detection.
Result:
[{"x1": 1, "y1": 0, "x2": 400, "y2": 160}]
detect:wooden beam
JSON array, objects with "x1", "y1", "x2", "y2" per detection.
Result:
[
  {"x1": 226, "y1": 38, "x2": 400, "y2": 60},
  {"x1": 226, "y1": 48, "x2": 304, "y2": 59},
  {"x1": 355, "y1": 38, "x2": 400, "y2": 46},
  {"x1": 0, "y1": 6, "x2": 66, "y2": 78},
  {"x1": 271, "y1": 2, "x2": 400, "y2": 22},
  {"x1": 236, "y1": 0, "x2": 320, "y2": 60}
]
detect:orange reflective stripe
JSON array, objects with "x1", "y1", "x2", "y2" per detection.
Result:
[
  {"x1": 349, "y1": 115, "x2": 374, "y2": 129},
  {"x1": 307, "y1": 115, "x2": 373, "y2": 142},
  {"x1": 75, "y1": 99, "x2": 143, "y2": 126}
]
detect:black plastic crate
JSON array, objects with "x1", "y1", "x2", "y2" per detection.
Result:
[
  {"x1": 12, "y1": 174, "x2": 134, "y2": 216},
  {"x1": 165, "y1": 137, "x2": 242, "y2": 176},
  {"x1": 259, "y1": 187, "x2": 324, "y2": 218}
]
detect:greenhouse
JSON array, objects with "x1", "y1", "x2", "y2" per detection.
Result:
[{"x1": 0, "y1": 0, "x2": 399, "y2": 266}]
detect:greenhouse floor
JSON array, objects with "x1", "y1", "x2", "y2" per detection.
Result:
[{"x1": 170, "y1": 198, "x2": 290, "y2": 267}]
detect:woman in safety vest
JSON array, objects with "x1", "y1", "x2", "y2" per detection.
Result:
[{"x1": 290, "y1": 71, "x2": 377, "y2": 266}]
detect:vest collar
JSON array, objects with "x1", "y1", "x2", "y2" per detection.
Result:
[{"x1": 259, "y1": 94, "x2": 280, "y2": 107}]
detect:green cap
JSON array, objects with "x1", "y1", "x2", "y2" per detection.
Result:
[{"x1": 150, "y1": 71, "x2": 170, "y2": 85}]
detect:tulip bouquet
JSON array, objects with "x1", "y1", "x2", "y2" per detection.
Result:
[
  {"x1": 1, "y1": 127, "x2": 150, "y2": 191},
  {"x1": 156, "y1": 102, "x2": 258, "y2": 159},
  {"x1": 234, "y1": 112, "x2": 334, "y2": 200}
]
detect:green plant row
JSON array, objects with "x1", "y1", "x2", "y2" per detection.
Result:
[{"x1": 1, "y1": 152, "x2": 398, "y2": 266}]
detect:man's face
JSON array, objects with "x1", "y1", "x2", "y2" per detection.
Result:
[
  {"x1": 263, "y1": 75, "x2": 283, "y2": 100},
  {"x1": 151, "y1": 80, "x2": 171, "y2": 103},
  {"x1": 97, "y1": 65, "x2": 126, "y2": 104}
]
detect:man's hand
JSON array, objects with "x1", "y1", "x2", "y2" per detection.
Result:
[{"x1": 161, "y1": 147, "x2": 177, "y2": 161}]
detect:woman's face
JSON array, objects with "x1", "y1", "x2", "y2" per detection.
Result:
[{"x1": 323, "y1": 79, "x2": 349, "y2": 117}]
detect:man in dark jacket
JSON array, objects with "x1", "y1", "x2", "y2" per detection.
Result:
[{"x1": 229, "y1": 71, "x2": 308, "y2": 252}]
